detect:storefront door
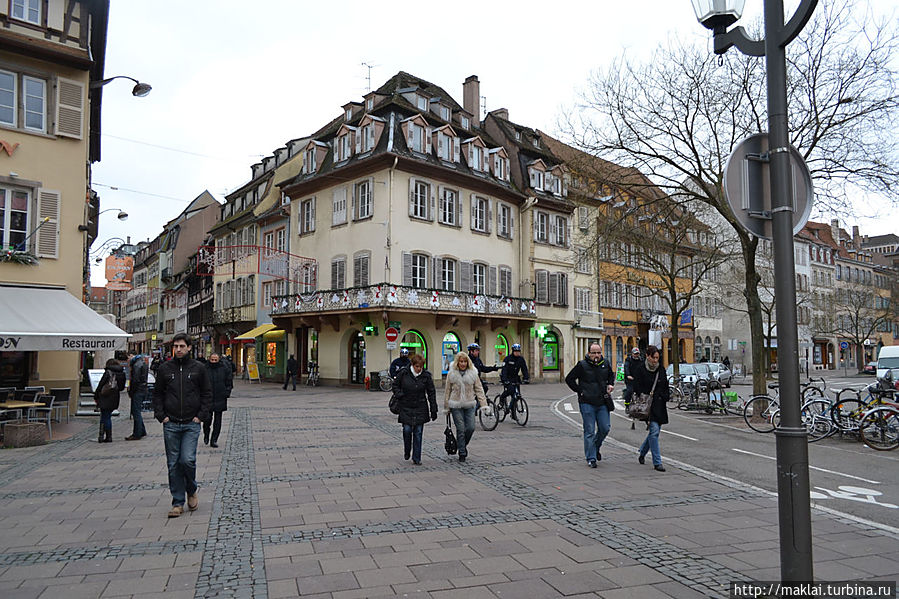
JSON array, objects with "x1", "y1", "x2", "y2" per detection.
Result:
[
  {"x1": 542, "y1": 332, "x2": 559, "y2": 371},
  {"x1": 349, "y1": 332, "x2": 365, "y2": 384}
]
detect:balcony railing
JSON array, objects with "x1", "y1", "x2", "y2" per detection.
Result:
[
  {"x1": 212, "y1": 304, "x2": 256, "y2": 324},
  {"x1": 271, "y1": 283, "x2": 536, "y2": 319}
]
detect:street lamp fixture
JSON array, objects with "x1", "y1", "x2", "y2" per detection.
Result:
[
  {"x1": 691, "y1": 0, "x2": 818, "y2": 584},
  {"x1": 78, "y1": 208, "x2": 128, "y2": 231},
  {"x1": 90, "y1": 75, "x2": 152, "y2": 98}
]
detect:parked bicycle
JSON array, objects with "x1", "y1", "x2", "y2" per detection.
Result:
[
  {"x1": 479, "y1": 382, "x2": 528, "y2": 430},
  {"x1": 306, "y1": 361, "x2": 320, "y2": 387},
  {"x1": 378, "y1": 369, "x2": 392, "y2": 392}
]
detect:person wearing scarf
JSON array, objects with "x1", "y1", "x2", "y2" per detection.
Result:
[{"x1": 632, "y1": 345, "x2": 672, "y2": 472}]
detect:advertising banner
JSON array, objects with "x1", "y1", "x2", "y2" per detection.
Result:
[{"x1": 105, "y1": 255, "x2": 134, "y2": 291}]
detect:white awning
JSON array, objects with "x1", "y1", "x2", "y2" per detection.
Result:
[{"x1": 0, "y1": 284, "x2": 130, "y2": 351}]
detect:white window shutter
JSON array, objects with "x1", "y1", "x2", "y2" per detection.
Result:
[
  {"x1": 549, "y1": 272, "x2": 560, "y2": 304},
  {"x1": 408, "y1": 178, "x2": 416, "y2": 217},
  {"x1": 468, "y1": 144, "x2": 473, "y2": 168},
  {"x1": 456, "y1": 192, "x2": 462, "y2": 226},
  {"x1": 529, "y1": 169, "x2": 536, "y2": 188},
  {"x1": 460, "y1": 261, "x2": 473, "y2": 292},
  {"x1": 470, "y1": 194, "x2": 477, "y2": 230},
  {"x1": 549, "y1": 217, "x2": 558, "y2": 244},
  {"x1": 488, "y1": 266, "x2": 497, "y2": 295},
  {"x1": 536, "y1": 270, "x2": 548, "y2": 303},
  {"x1": 453, "y1": 136, "x2": 460, "y2": 162},
  {"x1": 55, "y1": 77, "x2": 84, "y2": 139},
  {"x1": 533, "y1": 213, "x2": 539, "y2": 241},
  {"x1": 483, "y1": 147, "x2": 489, "y2": 172},
  {"x1": 509, "y1": 212, "x2": 514, "y2": 239},
  {"x1": 429, "y1": 184, "x2": 435, "y2": 220},
  {"x1": 566, "y1": 220, "x2": 572, "y2": 247},
  {"x1": 425, "y1": 127, "x2": 432, "y2": 154},
  {"x1": 486, "y1": 200, "x2": 493, "y2": 234},
  {"x1": 406, "y1": 123, "x2": 414, "y2": 150},
  {"x1": 36, "y1": 189, "x2": 60, "y2": 258},
  {"x1": 437, "y1": 134, "x2": 444, "y2": 157},
  {"x1": 332, "y1": 138, "x2": 338, "y2": 159},
  {"x1": 402, "y1": 252, "x2": 412, "y2": 286},
  {"x1": 432, "y1": 255, "x2": 440, "y2": 288},
  {"x1": 309, "y1": 197, "x2": 316, "y2": 232}
]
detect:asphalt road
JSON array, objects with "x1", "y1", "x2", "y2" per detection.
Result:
[{"x1": 553, "y1": 373, "x2": 899, "y2": 531}]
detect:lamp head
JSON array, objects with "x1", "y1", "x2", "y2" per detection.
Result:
[
  {"x1": 691, "y1": 0, "x2": 745, "y2": 31},
  {"x1": 116, "y1": 211, "x2": 128, "y2": 221},
  {"x1": 131, "y1": 82, "x2": 152, "y2": 97}
]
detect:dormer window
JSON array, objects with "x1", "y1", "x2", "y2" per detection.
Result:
[
  {"x1": 470, "y1": 145, "x2": 483, "y2": 171},
  {"x1": 366, "y1": 97, "x2": 374, "y2": 110},
  {"x1": 345, "y1": 108, "x2": 353, "y2": 120},
  {"x1": 304, "y1": 148, "x2": 316, "y2": 174},
  {"x1": 494, "y1": 155, "x2": 505, "y2": 180},
  {"x1": 460, "y1": 116, "x2": 470, "y2": 129},
  {"x1": 340, "y1": 133, "x2": 352, "y2": 161},
  {"x1": 528, "y1": 161, "x2": 547, "y2": 190},
  {"x1": 534, "y1": 138, "x2": 541, "y2": 148},
  {"x1": 436, "y1": 129, "x2": 457, "y2": 162},
  {"x1": 438, "y1": 105, "x2": 450, "y2": 120},
  {"x1": 362, "y1": 123, "x2": 375, "y2": 152},
  {"x1": 515, "y1": 131, "x2": 521, "y2": 141},
  {"x1": 409, "y1": 122, "x2": 426, "y2": 152},
  {"x1": 416, "y1": 95, "x2": 428, "y2": 111}
]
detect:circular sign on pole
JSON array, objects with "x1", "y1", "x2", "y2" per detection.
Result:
[
  {"x1": 840, "y1": 341, "x2": 849, "y2": 350},
  {"x1": 723, "y1": 133, "x2": 814, "y2": 241},
  {"x1": 385, "y1": 327, "x2": 399, "y2": 343}
]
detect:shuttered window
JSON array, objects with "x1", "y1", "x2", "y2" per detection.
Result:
[
  {"x1": 331, "y1": 257, "x2": 346, "y2": 289},
  {"x1": 55, "y1": 77, "x2": 83, "y2": 139},
  {"x1": 535, "y1": 270, "x2": 549, "y2": 304},
  {"x1": 35, "y1": 189, "x2": 59, "y2": 258},
  {"x1": 354, "y1": 179, "x2": 372, "y2": 220},
  {"x1": 353, "y1": 253, "x2": 370, "y2": 287},
  {"x1": 472, "y1": 263, "x2": 487, "y2": 294},
  {"x1": 499, "y1": 267, "x2": 512, "y2": 297}
]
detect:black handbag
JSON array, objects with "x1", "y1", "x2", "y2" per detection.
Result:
[
  {"x1": 626, "y1": 371, "x2": 659, "y2": 422},
  {"x1": 604, "y1": 392, "x2": 616, "y2": 412},
  {"x1": 388, "y1": 390, "x2": 400, "y2": 415},
  {"x1": 444, "y1": 414, "x2": 457, "y2": 455}
]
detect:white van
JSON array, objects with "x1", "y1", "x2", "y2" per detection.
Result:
[{"x1": 875, "y1": 346, "x2": 899, "y2": 378}]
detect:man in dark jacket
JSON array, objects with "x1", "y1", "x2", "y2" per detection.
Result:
[
  {"x1": 203, "y1": 353, "x2": 233, "y2": 448},
  {"x1": 125, "y1": 352, "x2": 148, "y2": 441},
  {"x1": 153, "y1": 333, "x2": 212, "y2": 518},
  {"x1": 467, "y1": 343, "x2": 498, "y2": 393},
  {"x1": 389, "y1": 348, "x2": 411, "y2": 379},
  {"x1": 283, "y1": 354, "x2": 298, "y2": 390},
  {"x1": 623, "y1": 347, "x2": 642, "y2": 408},
  {"x1": 498, "y1": 343, "x2": 529, "y2": 421},
  {"x1": 565, "y1": 342, "x2": 615, "y2": 468}
]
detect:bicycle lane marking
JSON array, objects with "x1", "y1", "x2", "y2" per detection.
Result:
[
  {"x1": 550, "y1": 395, "x2": 899, "y2": 537},
  {"x1": 731, "y1": 448, "x2": 881, "y2": 485}
]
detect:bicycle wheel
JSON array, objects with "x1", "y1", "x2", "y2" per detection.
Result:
[
  {"x1": 672, "y1": 387, "x2": 687, "y2": 410},
  {"x1": 830, "y1": 398, "x2": 866, "y2": 434},
  {"x1": 514, "y1": 397, "x2": 528, "y2": 426},
  {"x1": 744, "y1": 395, "x2": 779, "y2": 433},
  {"x1": 860, "y1": 408, "x2": 899, "y2": 451},
  {"x1": 801, "y1": 399, "x2": 834, "y2": 442},
  {"x1": 494, "y1": 394, "x2": 507, "y2": 422},
  {"x1": 723, "y1": 391, "x2": 744, "y2": 416},
  {"x1": 379, "y1": 376, "x2": 393, "y2": 392},
  {"x1": 479, "y1": 399, "x2": 499, "y2": 431}
]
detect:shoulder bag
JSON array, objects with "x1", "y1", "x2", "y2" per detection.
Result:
[
  {"x1": 444, "y1": 413, "x2": 457, "y2": 455},
  {"x1": 626, "y1": 370, "x2": 659, "y2": 422}
]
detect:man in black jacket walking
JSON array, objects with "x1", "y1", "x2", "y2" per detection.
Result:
[
  {"x1": 565, "y1": 342, "x2": 615, "y2": 468},
  {"x1": 153, "y1": 333, "x2": 212, "y2": 518},
  {"x1": 125, "y1": 352, "x2": 148, "y2": 440},
  {"x1": 283, "y1": 354, "x2": 298, "y2": 390}
]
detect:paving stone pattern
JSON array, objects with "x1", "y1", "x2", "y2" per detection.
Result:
[{"x1": 0, "y1": 382, "x2": 896, "y2": 599}]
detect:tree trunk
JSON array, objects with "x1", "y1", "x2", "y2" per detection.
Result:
[{"x1": 739, "y1": 235, "x2": 767, "y2": 396}]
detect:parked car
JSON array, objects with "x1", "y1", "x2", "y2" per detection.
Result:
[
  {"x1": 863, "y1": 361, "x2": 877, "y2": 375},
  {"x1": 707, "y1": 362, "x2": 733, "y2": 387},
  {"x1": 667, "y1": 363, "x2": 710, "y2": 387}
]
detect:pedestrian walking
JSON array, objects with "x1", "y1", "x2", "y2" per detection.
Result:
[
  {"x1": 283, "y1": 354, "x2": 298, "y2": 390},
  {"x1": 634, "y1": 344, "x2": 671, "y2": 472},
  {"x1": 153, "y1": 333, "x2": 212, "y2": 518},
  {"x1": 623, "y1": 347, "x2": 642, "y2": 405},
  {"x1": 203, "y1": 353, "x2": 233, "y2": 448},
  {"x1": 444, "y1": 352, "x2": 489, "y2": 463},
  {"x1": 389, "y1": 348, "x2": 411, "y2": 379},
  {"x1": 565, "y1": 342, "x2": 615, "y2": 468},
  {"x1": 94, "y1": 358, "x2": 125, "y2": 443},
  {"x1": 125, "y1": 352, "x2": 148, "y2": 440},
  {"x1": 393, "y1": 353, "x2": 437, "y2": 465}
]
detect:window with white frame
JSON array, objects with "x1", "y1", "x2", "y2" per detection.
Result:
[
  {"x1": 575, "y1": 287, "x2": 591, "y2": 313},
  {"x1": 354, "y1": 179, "x2": 372, "y2": 220},
  {"x1": 499, "y1": 267, "x2": 512, "y2": 296},
  {"x1": 11, "y1": 0, "x2": 41, "y2": 25},
  {"x1": 300, "y1": 198, "x2": 315, "y2": 234},
  {"x1": 276, "y1": 228, "x2": 286, "y2": 252},
  {"x1": 332, "y1": 187, "x2": 347, "y2": 225},
  {"x1": 353, "y1": 253, "x2": 370, "y2": 287},
  {"x1": 410, "y1": 179, "x2": 429, "y2": 220},
  {"x1": 437, "y1": 131, "x2": 454, "y2": 161},
  {"x1": 410, "y1": 253, "x2": 428, "y2": 289},
  {"x1": 438, "y1": 105, "x2": 450, "y2": 120},
  {"x1": 471, "y1": 196, "x2": 488, "y2": 232},
  {"x1": 439, "y1": 187, "x2": 458, "y2": 226},
  {"x1": 304, "y1": 148, "x2": 316, "y2": 174},
  {"x1": 472, "y1": 263, "x2": 487, "y2": 294},
  {"x1": 408, "y1": 122, "x2": 426, "y2": 152},
  {"x1": 362, "y1": 123, "x2": 375, "y2": 151},
  {"x1": 552, "y1": 215, "x2": 568, "y2": 246},
  {"x1": 575, "y1": 247, "x2": 591, "y2": 273},
  {"x1": 460, "y1": 115, "x2": 470, "y2": 130},
  {"x1": 469, "y1": 144, "x2": 484, "y2": 171},
  {"x1": 535, "y1": 211, "x2": 548, "y2": 242},
  {"x1": 416, "y1": 95, "x2": 428, "y2": 110},
  {"x1": 497, "y1": 203, "x2": 512, "y2": 239},
  {"x1": 339, "y1": 133, "x2": 352, "y2": 161},
  {"x1": 440, "y1": 258, "x2": 456, "y2": 291},
  {"x1": 0, "y1": 70, "x2": 46, "y2": 132},
  {"x1": 0, "y1": 186, "x2": 29, "y2": 250},
  {"x1": 262, "y1": 282, "x2": 272, "y2": 308},
  {"x1": 366, "y1": 97, "x2": 374, "y2": 110},
  {"x1": 493, "y1": 154, "x2": 506, "y2": 180},
  {"x1": 529, "y1": 168, "x2": 544, "y2": 190},
  {"x1": 577, "y1": 206, "x2": 589, "y2": 230},
  {"x1": 331, "y1": 257, "x2": 346, "y2": 289},
  {"x1": 299, "y1": 264, "x2": 315, "y2": 292}
]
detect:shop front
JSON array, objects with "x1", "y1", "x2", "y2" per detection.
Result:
[{"x1": 259, "y1": 328, "x2": 286, "y2": 382}]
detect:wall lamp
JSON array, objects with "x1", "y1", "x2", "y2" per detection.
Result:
[
  {"x1": 78, "y1": 208, "x2": 128, "y2": 231},
  {"x1": 90, "y1": 75, "x2": 152, "y2": 97}
]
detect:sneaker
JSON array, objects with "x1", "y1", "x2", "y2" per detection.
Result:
[
  {"x1": 187, "y1": 492, "x2": 199, "y2": 511},
  {"x1": 167, "y1": 505, "x2": 184, "y2": 518},
  {"x1": 588, "y1": 460, "x2": 597, "y2": 468},
  {"x1": 459, "y1": 455, "x2": 466, "y2": 463},
  {"x1": 638, "y1": 454, "x2": 645, "y2": 465},
  {"x1": 654, "y1": 464, "x2": 666, "y2": 472}
]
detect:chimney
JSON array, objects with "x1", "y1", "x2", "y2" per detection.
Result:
[
  {"x1": 463, "y1": 75, "x2": 480, "y2": 124},
  {"x1": 830, "y1": 218, "x2": 840, "y2": 243},
  {"x1": 852, "y1": 225, "x2": 860, "y2": 247},
  {"x1": 491, "y1": 107, "x2": 509, "y2": 120}
]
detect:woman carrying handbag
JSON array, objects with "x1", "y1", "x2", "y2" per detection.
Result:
[
  {"x1": 393, "y1": 354, "x2": 437, "y2": 465},
  {"x1": 632, "y1": 345, "x2": 671, "y2": 472}
]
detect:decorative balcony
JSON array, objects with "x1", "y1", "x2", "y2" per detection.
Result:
[
  {"x1": 212, "y1": 304, "x2": 256, "y2": 325},
  {"x1": 271, "y1": 283, "x2": 536, "y2": 331}
]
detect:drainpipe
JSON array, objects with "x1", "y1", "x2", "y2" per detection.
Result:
[{"x1": 387, "y1": 155, "x2": 398, "y2": 282}]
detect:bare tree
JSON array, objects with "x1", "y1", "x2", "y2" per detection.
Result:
[
  {"x1": 563, "y1": 0, "x2": 899, "y2": 394},
  {"x1": 815, "y1": 282, "x2": 897, "y2": 372}
]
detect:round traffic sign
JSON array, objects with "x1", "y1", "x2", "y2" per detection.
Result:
[
  {"x1": 840, "y1": 341, "x2": 849, "y2": 350},
  {"x1": 385, "y1": 327, "x2": 399, "y2": 343}
]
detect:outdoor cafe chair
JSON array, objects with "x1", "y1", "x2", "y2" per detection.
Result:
[
  {"x1": 27, "y1": 394, "x2": 55, "y2": 439},
  {"x1": 48, "y1": 388, "x2": 71, "y2": 423}
]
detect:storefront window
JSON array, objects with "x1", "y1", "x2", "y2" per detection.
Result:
[
  {"x1": 400, "y1": 330, "x2": 427, "y2": 369},
  {"x1": 441, "y1": 332, "x2": 460, "y2": 374},
  {"x1": 615, "y1": 337, "x2": 624, "y2": 367},
  {"x1": 495, "y1": 333, "x2": 508, "y2": 364},
  {"x1": 813, "y1": 344, "x2": 822, "y2": 365},
  {"x1": 543, "y1": 332, "x2": 559, "y2": 371},
  {"x1": 266, "y1": 342, "x2": 277, "y2": 366}
]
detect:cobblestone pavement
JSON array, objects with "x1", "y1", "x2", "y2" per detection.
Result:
[{"x1": 0, "y1": 381, "x2": 897, "y2": 598}]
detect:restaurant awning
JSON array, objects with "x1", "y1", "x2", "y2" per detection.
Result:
[
  {"x1": 0, "y1": 284, "x2": 130, "y2": 351},
  {"x1": 234, "y1": 323, "x2": 276, "y2": 340}
]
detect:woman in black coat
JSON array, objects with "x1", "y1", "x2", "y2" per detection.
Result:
[
  {"x1": 393, "y1": 354, "x2": 437, "y2": 465},
  {"x1": 203, "y1": 353, "x2": 233, "y2": 448},
  {"x1": 633, "y1": 345, "x2": 671, "y2": 472},
  {"x1": 94, "y1": 358, "x2": 126, "y2": 443}
]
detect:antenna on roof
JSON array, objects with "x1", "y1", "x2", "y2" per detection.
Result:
[
  {"x1": 480, "y1": 95, "x2": 487, "y2": 119},
  {"x1": 361, "y1": 62, "x2": 378, "y2": 93}
]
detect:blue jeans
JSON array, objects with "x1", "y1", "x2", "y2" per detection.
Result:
[
  {"x1": 163, "y1": 421, "x2": 201, "y2": 506},
  {"x1": 450, "y1": 407, "x2": 476, "y2": 458},
  {"x1": 402, "y1": 423, "x2": 424, "y2": 462},
  {"x1": 283, "y1": 373, "x2": 297, "y2": 389},
  {"x1": 130, "y1": 390, "x2": 147, "y2": 438},
  {"x1": 639, "y1": 421, "x2": 662, "y2": 466},
  {"x1": 100, "y1": 409, "x2": 113, "y2": 430},
  {"x1": 579, "y1": 402, "x2": 610, "y2": 462}
]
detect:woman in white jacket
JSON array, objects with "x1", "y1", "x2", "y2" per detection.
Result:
[{"x1": 444, "y1": 352, "x2": 489, "y2": 462}]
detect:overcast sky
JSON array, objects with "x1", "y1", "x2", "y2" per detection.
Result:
[{"x1": 89, "y1": 1, "x2": 898, "y2": 286}]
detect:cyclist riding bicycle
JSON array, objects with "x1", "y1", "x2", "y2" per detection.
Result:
[
  {"x1": 389, "y1": 348, "x2": 411, "y2": 379},
  {"x1": 498, "y1": 343, "x2": 529, "y2": 421},
  {"x1": 467, "y1": 343, "x2": 499, "y2": 394}
]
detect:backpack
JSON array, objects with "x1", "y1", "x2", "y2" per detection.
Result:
[{"x1": 99, "y1": 369, "x2": 118, "y2": 399}]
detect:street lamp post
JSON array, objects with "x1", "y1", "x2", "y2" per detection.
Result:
[{"x1": 692, "y1": 0, "x2": 818, "y2": 583}]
